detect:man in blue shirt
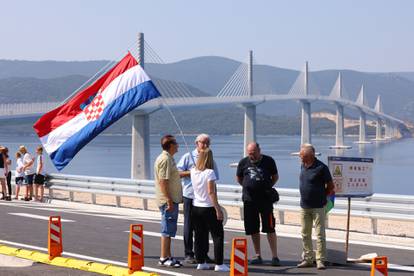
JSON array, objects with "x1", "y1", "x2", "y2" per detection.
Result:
[
  {"x1": 177, "y1": 133, "x2": 219, "y2": 264},
  {"x1": 297, "y1": 144, "x2": 334, "y2": 270}
]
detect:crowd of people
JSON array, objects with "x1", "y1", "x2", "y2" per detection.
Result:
[
  {"x1": 0, "y1": 145, "x2": 47, "y2": 202},
  {"x1": 154, "y1": 133, "x2": 335, "y2": 271}
]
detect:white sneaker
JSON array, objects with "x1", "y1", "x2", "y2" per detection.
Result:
[
  {"x1": 197, "y1": 262, "x2": 210, "y2": 270},
  {"x1": 214, "y1": 264, "x2": 230, "y2": 272}
]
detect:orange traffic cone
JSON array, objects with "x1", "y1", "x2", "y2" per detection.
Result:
[
  {"x1": 371, "y1": 256, "x2": 388, "y2": 276},
  {"x1": 230, "y1": 237, "x2": 248, "y2": 276},
  {"x1": 128, "y1": 224, "x2": 144, "y2": 274},
  {"x1": 48, "y1": 216, "x2": 63, "y2": 260}
]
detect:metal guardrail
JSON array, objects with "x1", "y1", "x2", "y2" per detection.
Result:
[{"x1": 40, "y1": 173, "x2": 414, "y2": 234}]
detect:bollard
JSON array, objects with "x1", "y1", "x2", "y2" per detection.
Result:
[
  {"x1": 128, "y1": 224, "x2": 144, "y2": 274},
  {"x1": 371, "y1": 256, "x2": 388, "y2": 276},
  {"x1": 48, "y1": 216, "x2": 63, "y2": 260},
  {"x1": 230, "y1": 237, "x2": 248, "y2": 276}
]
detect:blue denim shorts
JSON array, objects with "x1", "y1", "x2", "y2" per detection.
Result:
[{"x1": 159, "y1": 202, "x2": 179, "y2": 237}]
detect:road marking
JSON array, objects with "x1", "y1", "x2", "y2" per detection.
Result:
[
  {"x1": 123, "y1": 230, "x2": 228, "y2": 244},
  {"x1": 3, "y1": 201, "x2": 414, "y2": 252},
  {"x1": 225, "y1": 227, "x2": 414, "y2": 252},
  {"x1": 8, "y1": 213, "x2": 75, "y2": 222},
  {"x1": 1, "y1": 239, "x2": 414, "y2": 273},
  {"x1": 0, "y1": 239, "x2": 192, "y2": 276}
]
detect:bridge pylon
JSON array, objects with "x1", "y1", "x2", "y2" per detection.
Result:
[
  {"x1": 243, "y1": 50, "x2": 257, "y2": 156},
  {"x1": 355, "y1": 85, "x2": 371, "y2": 144},
  {"x1": 373, "y1": 96, "x2": 385, "y2": 141},
  {"x1": 329, "y1": 73, "x2": 351, "y2": 149}
]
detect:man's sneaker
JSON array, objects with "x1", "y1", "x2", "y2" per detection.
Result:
[
  {"x1": 297, "y1": 260, "x2": 314, "y2": 268},
  {"x1": 249, "y1": 255, "x2": 263, "y2": 265},
  {"x1": 271, "y1": 257, "x2": 281, "y2": 266},
  {"x1": 184, "y1": 255, "x2": 197, "y2": 264},
  {"x1": 214, "y1": 264, "x2": 230, "y2": 272},
  {"x1": 158, "y1": 257, "x2": 182, "y2": 268},
  {"x1": 196, "y1": 262, "x2": 210, "y2": 270},
  {"x1": 317, "y1": 261, "x2": 326, "y2": 270}
]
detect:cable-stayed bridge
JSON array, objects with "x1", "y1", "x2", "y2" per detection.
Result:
[{"x1": 0, "y1": 33, "x2": 407, "y2": 179}]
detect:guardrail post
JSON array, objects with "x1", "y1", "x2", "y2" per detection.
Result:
[
  {"x1": 278, "y1": 210, "x2": 285, "y2": 225},
  {"x1": 69, "y1": 191, "x2": 74, "y2": 201},
  {"x1": 371, "y1": 218, "x2": 378, "y2": 234},
  {"x1": 116, "y1": 196, "x2": 121, "y2": 207},
  {"x1": 91, "y1": 193, "x2": 96, "y2": 204},
  {"x1": 142, "y1": 199, "x2": 148, "y2": 210}
]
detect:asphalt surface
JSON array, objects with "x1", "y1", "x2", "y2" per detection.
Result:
[{"x1": 0, "y1": 200, "x2": 413, "y2": 276}]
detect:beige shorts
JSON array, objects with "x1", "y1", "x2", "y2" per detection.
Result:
[{"x1": 0, "y1": 168, "x2": 5, "y2": 179}]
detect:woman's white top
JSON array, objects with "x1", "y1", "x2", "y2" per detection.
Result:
[
  {"x1": 23, "y1": 153, "x2": 34, "y2": 175},
  {"x1": 190, "y1": 168, "x2": 217, "y2": 207},
  {"x1": 36, "y1": 155, "x2": 45, "y2": 175},
  {"x1": 15, "y1": 157, "x2": 24, "y2": 177}
]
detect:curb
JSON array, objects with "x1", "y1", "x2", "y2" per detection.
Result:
[{"x1": 0, "y1": 244, "x2": 158, "y2": 276}]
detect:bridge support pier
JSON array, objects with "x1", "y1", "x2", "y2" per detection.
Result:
[
  {"x1": 131, "y1": 112, "x2": 151, "y2": 210},
  {"x1": 131, "y1": 112, "x2": 150, "y2": 180},
  {"x1": 355, "y1": 110, "x2": 371, "y2": 144},
  {"x1": 300, "y1": 100, "x2": 311, "y2": 145},
  {"x1": 373, "y1": 118, "x2": 383, "y2": 141},
  {"x1": 384, "y1": 121, "x2": 392, "y2": 140},
  {"x1": 243, "y1": 104, "x2": 256, "y2": 156},
  {"x1": 330, "y1": 103, "x2": 351, "y2": 149}
]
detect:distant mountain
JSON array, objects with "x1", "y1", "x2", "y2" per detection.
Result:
[
  {"x1": 1, "y1": 57, "x2": 414, "y2": 122},
  {"x1": 0, "y1": 60, "x2": 108, "y2": 79}
]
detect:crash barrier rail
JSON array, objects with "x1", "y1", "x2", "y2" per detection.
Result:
[{"x1": 13, "y1": 173, "x2": 414, "y2": 235}]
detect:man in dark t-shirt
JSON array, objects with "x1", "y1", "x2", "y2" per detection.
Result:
[
  {"x1": 297, "y1": 144, "x2": 334, "y2": 270},
  {"x1": 236, "y1": 142, "x2": 280, "y2": 266}
]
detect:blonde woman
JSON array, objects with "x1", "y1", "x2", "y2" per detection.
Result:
[
  {"x1": 34, "y1": 146, "x2": 46, "y2": 202},
  {"x1": 190, "y1": 149, "x2": 229, "y2": 272},
  {"x1": 14, "y1": 151, "x2": 25, "y2": 199},
  {"x1": 19, "y1": 145, "x2": 34, "y2": 201}
]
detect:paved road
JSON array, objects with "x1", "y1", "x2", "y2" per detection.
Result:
[{"x1": 0, "y1": 200, "x2": 413, "y2": 276}]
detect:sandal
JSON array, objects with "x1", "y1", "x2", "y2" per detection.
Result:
[{"x1": 158, "y1": 257, "x2": 182, "y2": 268}]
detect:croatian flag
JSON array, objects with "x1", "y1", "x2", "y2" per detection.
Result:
[{"x1": 33, "y1": 53, "x2": 161, "y2": 171}]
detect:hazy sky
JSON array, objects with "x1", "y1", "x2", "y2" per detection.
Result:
[{"x1": 1, "y1": 0, "x2": 413, "y2": 72}]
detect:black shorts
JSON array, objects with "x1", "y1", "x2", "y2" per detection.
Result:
[
  {"x1": 25, "y1": 174, "x2": 34, "y2": 185},
  {"x1": 34, "y1": 174, "x2": 45, "y2": 185},
  {"x1": 15, "y1": 177, "x2": 24, "y2": 185},
  {"x1": 243, "y1": 201, "x2": 275, "y2": 235}
]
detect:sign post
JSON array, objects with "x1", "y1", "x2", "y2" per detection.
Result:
[{"x1": 328, "y1": 156, "x2": 374, "y2": 261}]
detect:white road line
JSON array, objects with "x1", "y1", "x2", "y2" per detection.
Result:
[
  {"x1": 226, "y1": 227, "x2": 414, "y2": 252},
  {"x1": 3, "y1": 201, "x2": 414, "y2": 252},
  {"x1": 124, "y1": 230, "x2": 228, "y2": 244},
  {"x1": 0, "y1": 239, "x2": 192, "y2": 276},
  {"x1": 8, "y1": 213, "x2": 75, "y2": 222},
  {"x1": 1, "y1": 239, "x2": 414, "y2": 273}
]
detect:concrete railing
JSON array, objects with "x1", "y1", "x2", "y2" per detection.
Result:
[{"x1": 37, "y1": 173, "x2": 414, "y2": 234}]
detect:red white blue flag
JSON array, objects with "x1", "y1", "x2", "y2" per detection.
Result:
[{"x1": 33, "y1": 53, "x2": 161, "y2": 171}]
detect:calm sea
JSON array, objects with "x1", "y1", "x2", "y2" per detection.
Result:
[{"x1": 1, "y1": 134, "x2": 413, "y2": 195}]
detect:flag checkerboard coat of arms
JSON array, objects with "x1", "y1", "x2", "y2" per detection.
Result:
[{"x1": 33, "y1": 53, "x2": 161, "y2": 171}]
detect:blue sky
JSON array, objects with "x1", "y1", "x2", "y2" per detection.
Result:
[{"x1": 1, "y1": 0, "x2": 413, "y2": 72}]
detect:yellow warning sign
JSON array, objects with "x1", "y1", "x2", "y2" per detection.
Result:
[{"x1": 333, "y1": 165, "x2": 342, "y2": 177}]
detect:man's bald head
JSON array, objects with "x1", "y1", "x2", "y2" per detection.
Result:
[
  {"x1": 299, "y1": 143, "x2": 315, "y2": 165},
  {"x1": 246, "y1": 142, "x2": 261, "y2": 161}
]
